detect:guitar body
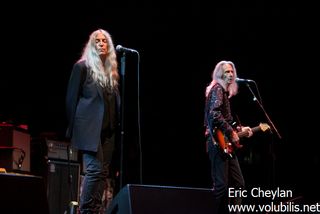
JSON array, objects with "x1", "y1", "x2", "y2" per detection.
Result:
[
  {"x1": 215, "y1": 129, "x2": 235, "y2": 155},
  {"x1": 214, "y1": 123, "x2": 270, "y2": 158}
]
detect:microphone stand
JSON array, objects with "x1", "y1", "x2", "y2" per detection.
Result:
[
  {"x1": 66, "y1": 144, "x2": 77, "y2": 213},
  {"x1": 245, "y1": 82, "x2": 281, "y2": 187},
  {"x1": 119, "y1": 52, "x2": 126, "y2": 189},
  {"x1": 245, "y1": 83, "x2": 281, "y2": 139}
]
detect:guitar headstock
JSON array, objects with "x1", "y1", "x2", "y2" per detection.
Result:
[{"x1": 259, "y1": 123, "x2": 270, "y2": 132}]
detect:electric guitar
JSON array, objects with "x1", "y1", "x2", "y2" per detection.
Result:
[{"x1": 214, "y1": 123, "x2": 270, "y2": 158}]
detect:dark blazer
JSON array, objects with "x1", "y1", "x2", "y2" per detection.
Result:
[{"x1": 66, "y1": 60, "x2": 120, "y2": 152}]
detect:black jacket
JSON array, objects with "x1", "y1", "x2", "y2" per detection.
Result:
[{"x1": 66, "y1": 60, "x2": 120, "y2": 152}]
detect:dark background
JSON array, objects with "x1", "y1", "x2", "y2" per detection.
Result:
[{"x1": 1, "y1": 1, "x2": 319, "y2": 203}]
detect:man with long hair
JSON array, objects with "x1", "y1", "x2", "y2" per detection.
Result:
[{"x1": 204, "y1": 60, "x2": 253, "y2": 213}]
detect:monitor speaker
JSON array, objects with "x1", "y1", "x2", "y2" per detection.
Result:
[{"x1": 106, "y1": 184, "x2": 215, "y2": 214}]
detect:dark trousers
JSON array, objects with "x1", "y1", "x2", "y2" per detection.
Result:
[
  {"x1": 208, "y1": 143, "x2": 245, "y2": 214},
  {"x1": 80, "y1": 134, "x2": 115, "y2": 214}
]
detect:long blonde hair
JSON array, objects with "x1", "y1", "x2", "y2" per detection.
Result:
[
  {"x1": 205, "y1": 60, "x2": 238, "y2": 98},
  {"x1": 80, "y1": 29, "x2": 119, "y2": 90}
]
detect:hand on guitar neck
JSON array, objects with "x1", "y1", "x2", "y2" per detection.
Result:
[
  {"x1": 231, "y1": 126, "x2": 252, "y2": 148},
  {"x1": 238, "y1": 126, "x2": 254, "y2": 138}
]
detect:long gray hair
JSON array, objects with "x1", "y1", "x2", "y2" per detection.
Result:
[
  {"x1": 205, "y1": 60, "x2": 238, "y2": 98},
  {"x1": 80, "y1": 29, "x2": 119, "y2": 90}
]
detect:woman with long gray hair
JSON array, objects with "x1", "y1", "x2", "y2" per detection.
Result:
[{"x1": 66, "y1": 29, "x2": 120, "y2": 214}]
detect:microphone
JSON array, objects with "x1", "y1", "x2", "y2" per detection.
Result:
[
  {"x1": 235, "y1": 78, "x2": 254, "y2": 83},
  {"x1": 116, "y1": 45, "x2": 138, "y2": 53}
]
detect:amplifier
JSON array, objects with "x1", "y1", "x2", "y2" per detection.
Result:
[
  {"x1": 46, "y1": 140, "x2": 78, "y2": 162},
  {"x1": 0, "y1": 124, "x2": 31, "y2": 172}
]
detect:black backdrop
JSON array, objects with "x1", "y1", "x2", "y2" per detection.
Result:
[{"x1": 1, "y1": 1, "x2": 319, "y2": 204}]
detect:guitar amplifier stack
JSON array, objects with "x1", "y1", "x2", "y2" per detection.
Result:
[{"x1": 45, "y1": 139, "x2": 81, "y2": 214}]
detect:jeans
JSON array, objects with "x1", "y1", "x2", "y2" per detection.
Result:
[
  {"x1": 208, "y1": 143, "x2": 245, "y2": 213},
  {"x1": 80, "y1": 134, "x2": 115, "y2": 214}
]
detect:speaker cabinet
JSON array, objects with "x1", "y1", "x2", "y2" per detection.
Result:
[
  {"x1": 0, "y1": 173, "x2": 49, "y2": 214},
  {"x1": 47, "y1": 160, "x2": 80, "y2": 214},
  {"x1": 106, "y1": 184, "x2": 215, "y2": 214}
]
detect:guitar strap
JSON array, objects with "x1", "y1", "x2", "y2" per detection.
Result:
[{"x1": 206, "y1": 115, "x2": 216, "y2": 143}]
